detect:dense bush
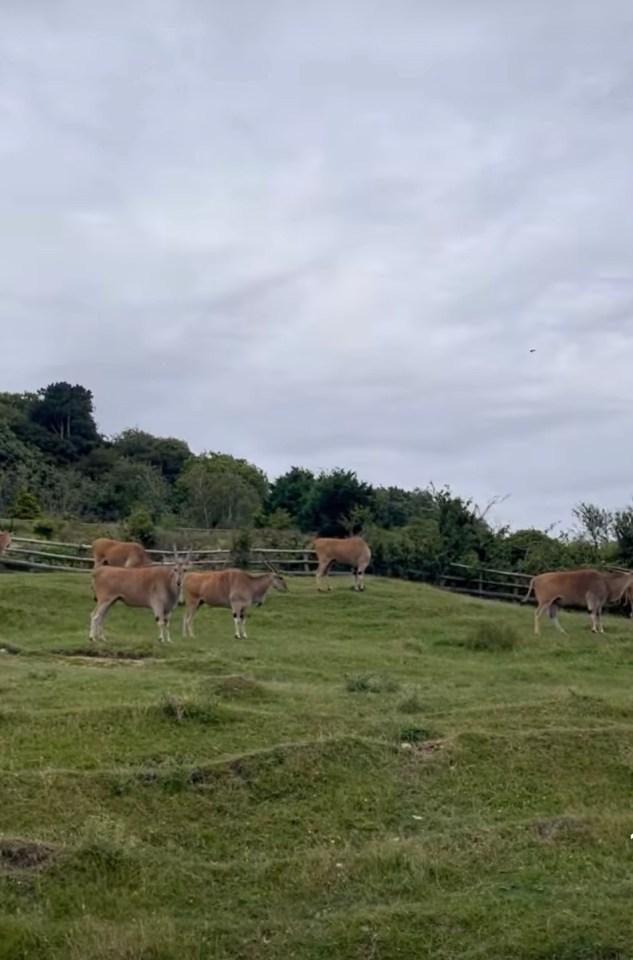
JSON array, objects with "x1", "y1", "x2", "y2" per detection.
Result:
[{"x1": 122, "y1": 507, "x2": 157, "y2": 548}]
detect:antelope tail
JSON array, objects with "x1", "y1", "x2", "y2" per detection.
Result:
[{"x1": 521, "y1": 578, "x2": 535, "y2": 604}]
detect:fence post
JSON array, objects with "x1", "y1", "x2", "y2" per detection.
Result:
[{"x1": 303, "y1": 550, "x2": 311, "y2": 574}]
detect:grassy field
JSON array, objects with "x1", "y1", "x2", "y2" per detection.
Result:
[{"x1": 1, "y1": 573, "x2": 633, "y2": 959}]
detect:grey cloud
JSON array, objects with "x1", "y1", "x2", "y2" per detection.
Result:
[{"x1": 2, "y1": 0, "x2": 633, "y2": 529}]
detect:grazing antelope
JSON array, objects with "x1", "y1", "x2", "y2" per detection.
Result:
[
  {"x1": 182, "y1": 564, "x2": 288, "y2": 640},
  {"x1": 89, "y1": 549, "x2": 192, "y2": 644},
  {"x1": 0, "y1": 531, "x2": 11, "y2": 555},
  {"x1": 522, "y1": 568, "x2": 633, "y2": 635},
  {"x1": 313, "y1": 536, "x2": 371, "y2": 592},
  {"x1": 92, "y1": 537, "x2": 153, "y2": 569}
]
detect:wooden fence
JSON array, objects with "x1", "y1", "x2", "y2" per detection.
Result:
[
  {"x1": 437, "y1": 562, "x2": 532, "y2": 603},
  {"x1": 0, "y1": 538, "x2": 340, "y2": 577},
  {"x1": 0, "y1": 536, "x2": 534, "y2": 601},
  {"x1": 2, "y1": 538, "x2": 631, "y2": 617}
]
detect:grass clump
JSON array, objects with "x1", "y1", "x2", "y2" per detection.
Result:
[
  {"x1": 345, "y1": 673, "x2": 399, "y2": 694},
  {"x1": 158, "y1": 694, "x2": 221, "y2": 725},
  {"x1": 465, "y1": 619, "x2": 520, "y2": 652},
  {"x1": 397, "y1": 687, "x2": 425, "y2": 713}
]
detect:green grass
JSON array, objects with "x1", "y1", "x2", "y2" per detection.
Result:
[{"x1": 1, "y1": 573, "x2": 633, "y2": 959}]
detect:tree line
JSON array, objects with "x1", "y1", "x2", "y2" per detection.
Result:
[{"x1": 1, "y1": 381, "x2": 632, "y2": 579}]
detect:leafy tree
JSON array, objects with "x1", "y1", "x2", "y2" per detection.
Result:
[
  {"x1": 177, "y1": 453, "x2": 268, "y2": 528},
  {"x1": 0, "y1": 422, "x2": 43, "y2": 470},
  {"x1": 431, "y1": 486, "x2": 492, "y2": 566},
  {"x1": 371, "y1": 486, "x2": 435, "y2": 529},
  {"x1": 497, "y1": 527, "x2": 569, "y2": 574},
  {"x1": 91, "y1": 460, "x2": 168, "y2": 521},
  {"x1": 76, "y1": 446, "x2": 121, "y2": 480},
  {"x1": 572, "y1": 501, "x2": 613, "y2": 549},
  {"x1": 256, "y1": 507, "x2": 294, "y2": 529},
  {"x1": 613, "y1": 506, "x2": 633, "y2": 567},
  {"x1": 29, "y1": 382, "x2": 100, "y2": 462},
  {"x1": 111, "y1": 429, "x2": 192, "y2": 484},
  {"x1": 265, "y1": 467, "x2": 316, "y2": 525},
  {"x1": 299, "y1": 468, "x2": 373, "y2": 536}
]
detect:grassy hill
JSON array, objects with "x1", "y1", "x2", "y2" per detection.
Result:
[{"x1": 1, "y1": 574, "x2": 633, "y2": 959}]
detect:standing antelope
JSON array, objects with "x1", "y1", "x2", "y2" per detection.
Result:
[
  {"x1": 522, "y1": 568, "x2": 633, "y2": 635},
  {"x1": 182, "y1": 565, "x2": 288, "y2": 640},
  {"x1": 92, "y1": 537, "x2": 153, "y2": 569},
  {"x1": 313, "y1": 536, "x2": 371, "y2": 592},
  {"x1": 0, "y1": 532, "x2": 11, "y2": 555},
  {"x1": 89, "y1": 549, "x2": 192, "y2": 644}
]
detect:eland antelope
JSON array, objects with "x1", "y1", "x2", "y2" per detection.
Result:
[
  {"x1": 182, "y1": 564, "x2": 288, "y2": 640},
  {"x1": 313, "y1": 536, "x2": 371, "y2": 592},
  {"x1": 0, "y1": 531, "x2": 11, "y2": 555},
  {"x1": 92, "y1": 537, "x2": 153, "y2": 569},
  {"x1": 89, "y1": 548, "x2": 192, "y2": 644},
  {"x1": 522, "y1": 568, "x2": 633, "y2": 635}
]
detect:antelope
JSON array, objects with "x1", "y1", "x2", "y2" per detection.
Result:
[
  {"x1": 92, "y1": 537, "x2": 153, "y2": 569},
  {"x1": 182, "y1": 564, "x2": 288, "y2": 640},
  {"x1": 313, "y1": 536, "x2": 371, "y2": 592},
  {"x1": 521, "y1": 568, "x2": 633, "y2": 635},
  {"x1": 0, "y1": 532, "x2": 11, "y2": 555},
  {"x1": 625, "y1": 583, "x2": 633, "y2": 618},
  {"x1": 89, "y1": 548, "x2": 192, "y2": 644}
]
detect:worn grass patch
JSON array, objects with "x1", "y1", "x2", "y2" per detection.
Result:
[
  {"x1": 1, "y1": 572, "x2": 633, "y2": 958},
  {"x1": 0, "y1": 838, "x2": 58, "y2": 871},
  {"x1": 344, "y1": 672, "x2": 400, "y2": 693},
  {"x1": 465, "y1": 619, "x2": 521, "y2": 652}
]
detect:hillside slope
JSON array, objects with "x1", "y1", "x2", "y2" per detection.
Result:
[{"x1": 1, "y1": 574, "x2": 633, "y2": 959}]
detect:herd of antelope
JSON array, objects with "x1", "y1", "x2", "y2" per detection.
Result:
[
  {"x1": 66, "y1": 534, "x2": 370, "y2": 644},
  {"x1": 88, "y1": 535, "x2": 371, "y2": 643},
  {"x1": 2, "y1": 528, "x2": 633, "y2": 640}
]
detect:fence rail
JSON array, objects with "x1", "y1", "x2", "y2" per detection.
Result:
[
  {"x1": 0, "y1": 536, "x2": 533, "y2": 596},
  {"x1": 0, "y1": 538, "x2": 345, "y2": 577},
  {"x1": 2, "y1": 537, "x2": 631, "y2": 616}
]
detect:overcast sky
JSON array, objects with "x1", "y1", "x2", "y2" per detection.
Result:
[{"x1": 1, "y1": 0, "x2": 633, "y2": 532}]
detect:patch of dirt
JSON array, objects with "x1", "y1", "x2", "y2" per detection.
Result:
[
  {"x1": 73, "y1": 656, "x2": 152, "y2": 667},
  {"x1": 400, "y1": 736, "x2": 454, "y2": 758},
  {"x1": 0, "y1": 838, "x2": 57, "y2": 871},
  {"x1": 533, "y1": 815, "x2": 592, "y2": 842},
  {"x1": 51, "y1": 646, "x2": 157, "y2": 661},
  {"x1": 229, "y1": 758, "x2": 253, "y2": 782}
]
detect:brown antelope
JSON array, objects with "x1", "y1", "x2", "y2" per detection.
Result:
[
  {"x1": 0, "y1": 532, "x2": 11, "y2": 555},
  {"x1": 313, "y1": 536, "x2": 371, "y2": 592},
  {"x1": 89, "y1": 548, "x2": 192, "y2": 644},
  {"x1": 522, "y1": 568, "x2": 633, "y2": 635},
  {"x1": 620, "y1": 580, "x2": 633, "y2": 618},
  {"x1": 92, "y1": 537, "x2": 153, "y2": 569},
  {"x1": 182, "y1": 564, "x2": 288, "y2": 640}
]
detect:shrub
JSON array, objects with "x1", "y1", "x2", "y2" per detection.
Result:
[
  {"x1": 8, "y1": 488, "x2": 41, "y2": 519},
  {"x1": 122, "y1": 507, "x2": 156, "y2": 548},
  {"x1": 465, "y1": 620, "x2": 520, "y2": 652},
  {"x1": 32, "y1": 517, "x2": 56, "y2": 540},
  {"x1": 230, "y1": 528, "x2": 252, "y2": 568},
  {"x1": 398, "y1": 688, "x2": 425, "y2": 713}
]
